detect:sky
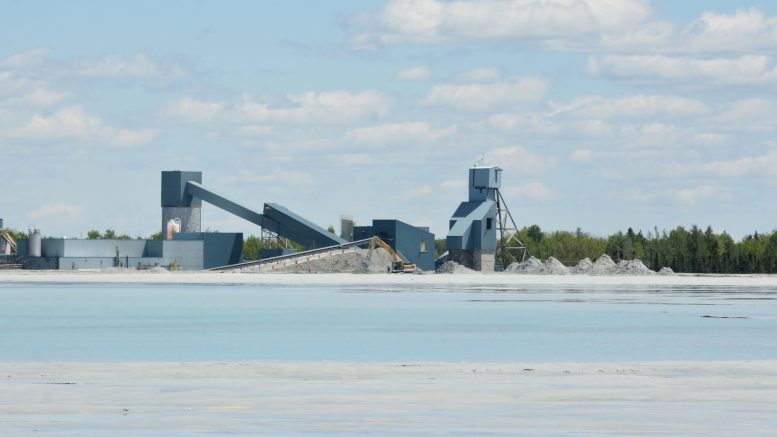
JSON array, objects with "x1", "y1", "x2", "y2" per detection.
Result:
[{"x1": 2, "y1": 0, "x2": 777, "y2": 240}]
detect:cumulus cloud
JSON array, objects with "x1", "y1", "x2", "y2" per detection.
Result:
[
  {"x1": 440, "y1": 179, "x2": 467, "y2": 189},
  {"x1": 703, "y1": 150, "x2": 777, "y2": 177},
  {"x1": 484, "y1": 146, "x2": 555, "y2": 173},
  {"x1": 3, "y1": 48, "x2": 49, "y2": 68},
  {"x1": 0, "y1": 88, "x2": 68, "y2": 108},
  {"x1": 555, "y1": 95, "x2": 710, "y2": 119},
  {"x1": 241, "y1": 90, "x2": 392, "y2": 124},
  {"x1": 683, "y1": 8, "x2": 777, "y2": 53},
  {"x1": 28, "y1": 202, "x2": 83, "y2": 221},
  {"x1": 456, "y1": 68, "x2": 501, "y2": 82},
  {"x1": 352, "y1": 2, "x2": 777, "y2": 56},
  {"x1": 12, "y1": 106, "x2": 158, "y2": 147},
  {"x1": 588, "y1": 54, "x2": 777, "y2": 86},
  {"x1": 422, "y1": 77, "x2": 547, "y2": 110},
  {"x1": 395, "y1": 65, "x2": 431, "y2": 81},
  {"x1": 164, "y1": 97, "x2": 225, "y2": 123},
  {"x1": 673, "y1": 185, "x2": 718, "y2": 203},
  {"x1": 165, "y1": 90, "x2": 392, "y2": 126},
  {"x1": 504, "y1": 182, "x2": 553, "y2": 201},
  {"x1": 570, "y1": 149, "x2": 592, "y2": 162},
  {"x1": 344, "y1": 121, "x2": 455, "y2": 145},
  {"x1": 352, "y1": 0, "x2": 652, "y2": 48},
  {"x1": 70, "y1": 53, "x2": 189, "y2": 80}
]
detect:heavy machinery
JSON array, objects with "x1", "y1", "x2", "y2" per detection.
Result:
[{"x1": 368, "y1": 236, "x2": 417, "y2": 273}]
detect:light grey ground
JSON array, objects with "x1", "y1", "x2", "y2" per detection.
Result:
[{"x1": 1, "y1": 361, "x2": 775, "y2": 435}]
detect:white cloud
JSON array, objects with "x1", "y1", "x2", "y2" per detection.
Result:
[
  {"x1": 12, "y1": 106, "x2": 157, "y2": 147},
  {"x1": 28, "y1": 202, "x2": 83, "y2": 221},
  {"x1": 395, "y1": 65, "x2": 431, "y2": 81},
  {"x1": 422, "y1": 77, "x2": 546, "y2": 110},
  {"x1": 557, "y1": 95, "x2": 710, "y2": 119},
  {"x1": 3, "y1": 48, "x2": 49, "y2": 68},
  {"x1": 345, "y1": 121, "x2": 455, "y2": 145},
  {"x1": 70, "y1": 53, "x2": 189, "y2": 80},
  {"x1": 396, "y1": 184, "x2": 433, "y2": 201},
  {"x1": 488, "y1": 112, "x2": 560, "y2": 134},
  {"x1": 484, "y1": 146, "x2": 555, "y2": 173},
  {"x1": 339, "y1": 153, "x2": 378, "y2": 166},
  {"x1": 683, "y1": 8, "x2": 777, "y2": 53},
  {"x1": 703, "y1": 150, "x2": 777, "y2": 177},
  {"x1": 354, "y1": 0, "x2": 652, "y2": 47},
  {"x1": 570, "y1": 149, "x2": 592, "y2": 162},
  {"x1": 164, "y1": 98, "x2": 225, "y2": 123},
  {"x1": 440, "y1": 179, "x2": 467, "y2": 189},
  {"x1": 221, "y1": 169, "x2": 317, "y2": 187},
  {"x1": 241, "y1": 90, "x2": 392, "y2": 124},
  {"x1": 0, "y1": 88, "x2": 68, "y2": 108},
  {"x1": 237, "y1": 125, "x2": 272, "y2": 137},
  {"x1": 456, "y1": 68, "x2": 501, "y2": 82},
  {"x1": 165, "y1": 90, "x2": 392, "y2": 126},
  {"x1": 505, "y1": 182, "x2": 553, "y2": 201},
  {"x1": 673, "y1": 185, "x2": 718, "y2": 203},
  {"x1": 588, "y1": 54, "x2": 777, "y2": 86}
]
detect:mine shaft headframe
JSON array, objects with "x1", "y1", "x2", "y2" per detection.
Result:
[{"x1": 495, "y1": 188, "x2": 529, "y2": 267}]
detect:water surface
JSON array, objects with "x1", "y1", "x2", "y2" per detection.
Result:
[{"x1": 1, "y1": 282, "x2": 775, "y2": 362}]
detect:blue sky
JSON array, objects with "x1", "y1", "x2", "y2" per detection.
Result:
[{"x1": 2, "y1": 0, "x2": 777, "y2": 240}]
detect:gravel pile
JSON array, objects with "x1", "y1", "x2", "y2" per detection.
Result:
[
  {"x1": 615, "y1": 259, "x2": 655, "y2": 276},
  {"x1": 504, "y1": 256, "x2": 569, "y2": 275},
  {"x1": 543, "y1": 257, "x2": 570, "y2": 275},
  {"x1": 436, "y1": 261, "x2": 475, "y2": 274},
  {"x1": 591, "y1": 254, "x2": 617, "y2": 275},
  {"x1": 505, "y1": 253, "x2": 672, "y2": 276},
  {"x1": 505, "y1": 256, "x2": 543, "y2": 274},
  {"x1": 571, "y1": 258, "x2": 593, "y2": 274},
  {"x1": 243, "y1": 247, "x2": 395, "y2": 274},
  {"x1": 658, "y1": 267, "x2": 675, "y2": 275}
]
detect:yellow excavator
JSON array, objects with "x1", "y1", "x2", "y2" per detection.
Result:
[{"x1": 368, "y1": 236, "x2": 417, "y2": 273}]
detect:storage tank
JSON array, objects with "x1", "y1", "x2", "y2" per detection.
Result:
[
  {"x1": 166, "y1": 218, "x2": 182, "y2": 240},
  {"x1": 340, "y1": 215, "x2": 355, "y2": 242},
  {"x1": 28, "y1": 229, "x2": 42, "y2": 257}
]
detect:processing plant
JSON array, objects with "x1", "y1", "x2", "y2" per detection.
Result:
[{"x1": 16, "y1": 170, "x2": 436, "y2": 271}]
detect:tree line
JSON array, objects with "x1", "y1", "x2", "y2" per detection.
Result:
[
  {"x1": 503, "y1": 225, "x2": 777, "y2": 274},
  {"x1": 5, "y1": 224, "x2": 777, "y2": 273}
]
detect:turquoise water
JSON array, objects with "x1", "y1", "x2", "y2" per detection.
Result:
[{"x1": 1, "y1": 282, "x2": 776, "y2": 362}]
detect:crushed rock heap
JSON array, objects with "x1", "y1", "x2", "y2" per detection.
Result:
[
  {"x1": 436, "y1": 261, "x2": 475, "y2": 274},
  {"x1": 241, "y1": 247, "x2": 396, "y2": 274},
  {"x1": 506, "y1": 254, "x2": 673, "y2": 276}
]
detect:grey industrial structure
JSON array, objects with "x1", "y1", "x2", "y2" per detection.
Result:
[
  {"x1": 443, "y1": 167, "x2": 500, "y2": 271},
  {"x1": 16, "y1": 170, "x2": 437, "y2": 271}
]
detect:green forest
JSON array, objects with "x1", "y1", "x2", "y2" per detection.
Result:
[
  {"x1": 5, "y1": 224, "x2": 777, "y2": 274},
  {"x1": 499, "y1": 225, "x2": 777, "y2": 274}
]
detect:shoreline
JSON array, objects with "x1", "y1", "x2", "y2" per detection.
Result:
[
  {"x1": 2, "y1": 270, "x2": 777, "y2": 286},
  {"x1": 2, "y1": 360, "x2": 776, "y2": 434}
]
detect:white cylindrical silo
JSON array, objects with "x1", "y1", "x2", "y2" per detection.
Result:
[{"x1": 28, "y1": 229, "x2": 42, "y2": 257}]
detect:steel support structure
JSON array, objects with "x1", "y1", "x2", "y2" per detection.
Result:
[{"x1": 495, "y1": 189, "x2": 529, "y2": 268}]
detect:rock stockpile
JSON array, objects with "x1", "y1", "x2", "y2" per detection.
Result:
[{"x1": 506, "y1": 254, "x2": 673, "y2": 276}]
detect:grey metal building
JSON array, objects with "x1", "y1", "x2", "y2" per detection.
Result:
[
  {"x1": 353, "y1": 219, "x2": 435, "y2": 271},
  {"x1": 446, "y1": 166, "x2": 501, "y2": 271}
]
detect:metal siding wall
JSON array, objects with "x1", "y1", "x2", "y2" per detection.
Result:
[
  {"x1": 57, "y1": 240, "x2": 147, "y2": 257},
  {"x1": 57, "y1": 257, "x2": 165, "y2": 270},
  {"x1": 41, "y1": 239, "x2": 65, "y2": 257},
  {"x1": 202, "y1": 233, "x2": 243, "y2": 269},
  {"x1": 161, "y1": 171, "x2": 202, "y2": 207},
  {"x1": 373, "y1": 219, "x2": 435, "y2": 271},
  {"x1": 161, "y1": 240, "x2": 204, "y2": 270}
]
